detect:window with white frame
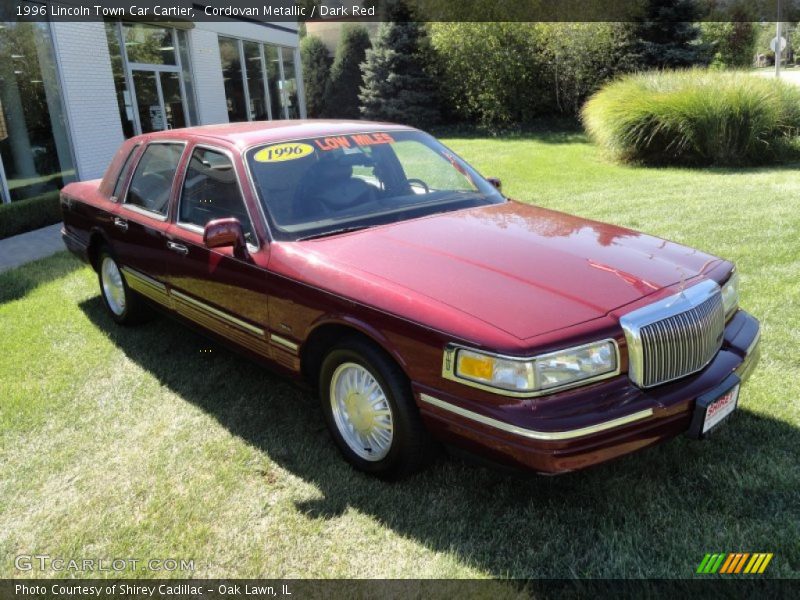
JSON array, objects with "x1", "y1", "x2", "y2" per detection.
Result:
[{"x1": 218, "y1": 36, "x2": 301, "y2": 122}]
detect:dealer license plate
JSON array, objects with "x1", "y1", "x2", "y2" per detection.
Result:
[{"x1": 702, "y1": 385, "x2": 740, "y2": 434}]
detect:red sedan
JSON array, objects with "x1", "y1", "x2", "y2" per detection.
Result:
[{"x1": 60, "y1": 121, "x2": 760, "y2": 478}]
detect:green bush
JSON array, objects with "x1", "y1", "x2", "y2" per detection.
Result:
[
  {"x1": 300, "y1": 35, "x2": 331, "y2": 118},
  {"x1": 430, "y1": 22, "x2": 637, "y2": 126},
  {"x1": 430, "y1": 23, "x2": 551, "y2": 126},
  {"x1": 0, "y1": 191, "x2": 62, "y2": 240},
  {"x1": 582, "y1": 70, "x2": 800, "y2": 167}
]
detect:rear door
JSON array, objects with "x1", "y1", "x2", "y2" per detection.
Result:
[
  {"x1": 164, "y1": 143, "x2": 274, "y2": 360},
  {"x1": 109, "y1": 141, "x2": 186, "y2": 307}
]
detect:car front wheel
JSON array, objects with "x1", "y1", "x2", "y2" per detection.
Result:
[{"x1": 319, "y1": 338, "x2": 434, "y2": 479}]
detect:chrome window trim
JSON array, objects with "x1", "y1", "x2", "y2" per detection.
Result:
[
  {"x1": 620, "y1": 279, "x2": 722, "y2": 389},
  {"x1": 175, "y1": 142, "x2": 261, "y2": 251},
  {"x1": 441, "y1": 339, "x2": 621, "y2": 399},
  {"x1": 122, "y1": 140, "x2": 188, "y2": 219},
  {"x1": 119, "y1": 203, "x2": 169, "y2": 222},
  {"x1": 419, "y1": 393, "x2": 653, "y2": 441},
  {"x1": 170, "y1": 289, "x2": 265, "y2": 337}
]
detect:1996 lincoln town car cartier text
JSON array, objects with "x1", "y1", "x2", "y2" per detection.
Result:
[{"x1": 61, "y1": 121, "x2": 761, "y2": 478}]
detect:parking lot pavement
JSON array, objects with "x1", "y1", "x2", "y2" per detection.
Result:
[
  {"x1": 754, "y1": 68, "x2": 800, "y2": 85},
  {"x1": 0, "y1": 224, "x2": 65, "y2": 274}
]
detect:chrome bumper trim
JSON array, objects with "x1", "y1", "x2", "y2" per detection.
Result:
[{"x1": 419, "y1": 393, "x2": 654, "y2": 441}]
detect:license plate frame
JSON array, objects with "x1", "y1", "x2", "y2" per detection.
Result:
[{"x1": 687, "y1": 374, "x2": 741, "y2": 439}]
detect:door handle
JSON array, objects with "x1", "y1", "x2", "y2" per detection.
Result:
[
  {"x1": 167, "y1": 241, "x2": 189, "y2": 255},
  {"x1": 113, "y1": 217, "x2": 128, "y2": 231}
]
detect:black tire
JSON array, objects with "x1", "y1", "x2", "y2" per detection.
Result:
[
  {"x1": 319, "y1": 337, "x2": 436, "y2": 479},
  {"x1": 96, "y1": 247, "x2": 150, "y2": 326}
]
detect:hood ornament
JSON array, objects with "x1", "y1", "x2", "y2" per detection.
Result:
[{"x1": 665, "y1": 267, "x2": 689, "y2": 308}]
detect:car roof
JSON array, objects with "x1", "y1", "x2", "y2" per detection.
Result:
[{"x1": 143, "y1": 119, "x2": 417, "y2": 151}]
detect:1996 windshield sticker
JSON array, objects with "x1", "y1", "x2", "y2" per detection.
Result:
[
  {"x1": 315, "y1": 133, "x2": 395, "y2": 151},
  {"x1": 254, "y1": 143, "x2": 315, "y2": 163}
]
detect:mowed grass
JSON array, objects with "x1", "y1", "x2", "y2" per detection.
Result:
[{"x1": 1, "y1": 131, "x2": 799, "y2": 579}]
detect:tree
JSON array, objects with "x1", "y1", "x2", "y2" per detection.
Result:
[
  {"x1": 632, "y1": 0, "x2": 708, "y2": 68},
  {"x1": 700, "y1": 22, "x2": 758, "y2": 68},
  {"x1": 324, "y1": 24, "x2": 372, "y2": 119},
  {"x1": 300, "y1": 35, "x2": 331, "y2": 118},
  {"x1": 359, "y1": 12, "x2": 440, "y2": 127}
]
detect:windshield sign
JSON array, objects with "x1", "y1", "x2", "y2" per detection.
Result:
[{"x1": 246, "y1": 130, "x2": 503, "y2": 240}]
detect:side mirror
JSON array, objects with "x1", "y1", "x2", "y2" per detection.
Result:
[
  {"x1": 204, "y1": 218, "x2": 249, "y2": 260},
  {"x1": 487, "y1": 177, "x2": 502, "y2": 192}
]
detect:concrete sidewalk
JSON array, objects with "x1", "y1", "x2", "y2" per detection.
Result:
[{"x1": 0, "y1": 224, "x2": 65, "y2": 274}]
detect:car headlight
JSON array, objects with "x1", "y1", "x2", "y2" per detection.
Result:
[
  {"x1": 721, "y1": 270, "x2": 739, "y2": 319},
  {"x1": 451, "y1": 340, "x2": 618, "y2": 395}
]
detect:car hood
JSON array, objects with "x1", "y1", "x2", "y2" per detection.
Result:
[{"x1": 293, "y1": 202, "x2": 723, "y2": 340}]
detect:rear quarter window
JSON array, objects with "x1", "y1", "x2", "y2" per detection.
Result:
[
  {"x1": 125, "y1": 143, "x2": 184, "y2": 216},
  {"x1": 111, "y1": 145, "x2": 140, "y2": 201}
]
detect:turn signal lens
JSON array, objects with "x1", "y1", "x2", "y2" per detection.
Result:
[
  {"x1": 457, "y1": 351, "x2": 494, "y2": 380},
  {"x1": 455, "y1": 349, "x2": 535, "y2": 392}
]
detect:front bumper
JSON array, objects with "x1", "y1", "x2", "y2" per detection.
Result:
[{"x1": 416, "y1": 310, "x2": 761, "y2": 474}]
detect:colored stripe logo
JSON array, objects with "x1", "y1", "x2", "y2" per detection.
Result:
[{"x1": 697, "y1": 553, "x2": 773, "y2": 574}]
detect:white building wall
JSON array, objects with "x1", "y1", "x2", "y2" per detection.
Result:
[
  {"x1": 47, "y1": 20, "x2": 302, "y2": 183},
  {"x1": 50, "y1": 21, "x2": 124, "y2": 180},
  {"x1": 187, "y1": 28, "x2": 230, "y2": 125}
]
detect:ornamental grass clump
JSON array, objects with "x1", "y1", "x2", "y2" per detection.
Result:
[{"x1": 582, "y1": 70, "x2": 800, "y2": 167}]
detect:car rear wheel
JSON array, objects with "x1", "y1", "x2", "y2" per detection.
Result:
[
  {"x1": 97, "y1": 248, "x2": 150, "y2": 325},
  {"x1": 319, "y1": 337, "x2": 435, "y2": 479}
]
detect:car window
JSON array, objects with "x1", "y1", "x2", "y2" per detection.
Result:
[
  {"x1": 178, "y1": 147, "x2": 256, "y2": 244},
  {"x1": 392, "y1": 140, "x2": 476, "y2": 192},
  {"x1": 246, "y1": 131, "x2": 504, "y2": 241},
  {"x1": 125, "y1": 143, "x2": 183, "y2": 216},
  {"x1": 112, "y1": 145, "x2": 139, "y2": 201}
]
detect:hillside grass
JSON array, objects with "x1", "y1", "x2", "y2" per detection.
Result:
[{"x1": 1, "y1": 131, "x2": 798, "y2": 579}]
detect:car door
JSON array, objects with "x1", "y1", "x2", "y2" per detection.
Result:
[
  {"x1": 164, "y1": 143, "x2": 275, "y2": 361},
  {"x1": 109, "y1": 140, "x2": 186, "y2": 307}
]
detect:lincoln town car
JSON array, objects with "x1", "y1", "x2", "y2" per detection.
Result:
[{"x1": 60, "y1": 121, "x2": 760, "y2": 478}]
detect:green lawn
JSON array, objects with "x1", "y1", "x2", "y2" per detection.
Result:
[{"x1": 1, "y1": 130, "x2": 799, "y2": 579}]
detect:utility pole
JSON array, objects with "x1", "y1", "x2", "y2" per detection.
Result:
[{"x1": 776, "y1": 0, "x2": 782, "y2": 77}]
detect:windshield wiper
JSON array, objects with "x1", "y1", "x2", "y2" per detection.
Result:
[{"x1": 297, "y1": 225, "x2": 372, "y2": 241}]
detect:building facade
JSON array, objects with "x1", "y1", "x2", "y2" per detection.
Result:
[{"x1": 0, "y1": 18, "x2": 304, "y2": 204}]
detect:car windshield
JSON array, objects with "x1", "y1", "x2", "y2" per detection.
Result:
[{"x1": 245, "y1": 130, "x2": 504, "y2": 240}]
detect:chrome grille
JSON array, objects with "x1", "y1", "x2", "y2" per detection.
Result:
[{"x1": 620, "y1": 280, "x2": 725, "y2": 389}]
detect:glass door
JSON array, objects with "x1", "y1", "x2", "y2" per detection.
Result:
[
  {"x1": 131, "y1": 70, "x2": 161, "y2": 133},
  {"x1": 131, "y1": 69, "x2": 187, "y2": 133},
  {"x1": 158, "y1": 71, "x2": 186, "y2": 130}
]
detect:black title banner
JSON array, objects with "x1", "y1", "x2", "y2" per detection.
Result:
[{"x1": 4, "y1": 0, "x2": 800, "y2": 23}]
